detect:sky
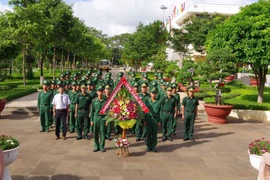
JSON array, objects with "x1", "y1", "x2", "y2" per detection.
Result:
[{"x1": 0, "y1": 0, "x2": 258, "y2": 37}]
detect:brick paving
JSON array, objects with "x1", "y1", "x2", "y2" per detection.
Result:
[{"x1": 0, "y1": 113, "x2": 266, "y2": 180}]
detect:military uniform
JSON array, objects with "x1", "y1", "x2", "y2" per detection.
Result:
[
  {"x1": 137, "y1": 83, "x2": 150, "y2": 141},
  {"x1": 37, "y1": 80, "x2": 53, "y2": 132},
  {"x1": 160, "y1": 86, "x2": 177, "y2": 141},
  {"x1": 68, "y1": 81, "x2": 78, "y2": 133},
  {"x1": 103, "y1": 85, "x2": 112, "y2": 140},
  {"x1": 75, "y1": 85, "x2": 92, "y2": 140},
  {"x1": 145, "y1": 87, "x2": 161, "y2": 152},
  {"x1": 131, "y1": 82, "x2": 139, "y2": 135},
  {"x1": 182, "y1": 87, "x2": 199, "y2": 141},
  {"x1": 90, "y1": 85, "x2": 106, "y2": 152},
  {"x1": 172, "y1": 83, "x2": 181, "y2": 135}
]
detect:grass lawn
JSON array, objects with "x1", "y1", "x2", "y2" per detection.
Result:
[{"x1": 0, "y1": 70, "x2": 62, "y2": 102}]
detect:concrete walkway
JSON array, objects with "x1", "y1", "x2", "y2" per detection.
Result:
[
  {"x1": 5, "y1": 92, "x2": 39, "y2": 108},
  {"x1": 0, "y1": 113, "x2": 262, "y2": 180}
]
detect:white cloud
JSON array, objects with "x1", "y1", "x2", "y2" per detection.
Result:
[
  {"x1": 0, "y1": 2, "x2": 11, "y2": 12},
  {"x1": 72, "y1": 0, "x2": 176, "y2": 37}
]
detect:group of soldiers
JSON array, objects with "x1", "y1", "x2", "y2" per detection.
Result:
[{"x1": 37, "y1": 70, "x2": 199, "y2": 152}]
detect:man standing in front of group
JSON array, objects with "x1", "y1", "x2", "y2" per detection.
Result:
[
  {"x1": 90, "y1": 85, "x2": 107, "y2": 152},
  {"x1": 37, "y1": 80, "x2": 53, "y2": 133},
  {"x1": 145, "y1": 87, "x2": 161, "y2": 152},
  {"x1": 52, "y1": 85, "x2": 71, "y2": 140},
  {"x1": 182, "y1": 87, "x2": 199, "y2": 141},
  {"x1": 160, "y1": 85, "x2": 177, "y2": 142},
  {"x1": 75, "y1": 84, "x2": 92, "y2": 140}
]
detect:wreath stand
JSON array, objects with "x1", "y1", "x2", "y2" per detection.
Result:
[{"x1": 116, "y1": 129, "x2": 130, "y2": 158}]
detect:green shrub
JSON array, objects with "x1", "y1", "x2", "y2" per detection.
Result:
[
  {"x1": 0, "y1": 135, "x2": 20, "y2": 151},
  {"x1": 227, "y1": 80, "x2": 246, "y2": 88},
  {"x1": 0, "y1": 84, "x2": 18, "y2": 91}
]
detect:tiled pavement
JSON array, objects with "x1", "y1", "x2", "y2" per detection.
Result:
[{"x1": 0, "y1": 113, "x2": 267, "y2": 180}]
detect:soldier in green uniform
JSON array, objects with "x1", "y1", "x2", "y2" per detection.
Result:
[
  {"x1": 144, "y1": 87, "x2": 161, "y2": 152},
  {"x1": 114, "y1": 72, "x2": 124, "y2": 87},
  {"x1": 182, "y1": 87, "x2": 199, "y2": 141},
  {"x1": 160, "y1": 86, "x2": 177, "y2": 142},
  {"x1": 103, "y1": 85, "x2": 112, "y2": 141},
  {"x1": 172, "y1": 83, "x2": 181, "y2": 135},
  {"x1": 137, "y1": 82, "x2": 150, "y2": 141},
  {"x1": 131, "y1": 82, "x2": 139, "y2": 135},
  {"x1": 90, "y1": 85, "x2": 107, "y2": 152},
  {"x1": 75, "y1": 84, "x2": 92, "y2": 140},
  {"x1": 68, "y1": 81, "x2": 78, "y2": 133},
  {"x1": 37, "y1": 80, "x2": 53, "y2": 132},
  {"x1": 88, "y1": 79, "x2": 97, "y2": 134}
]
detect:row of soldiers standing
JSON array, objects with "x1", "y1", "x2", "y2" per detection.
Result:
[{"x1": 37, "y1": 70, "x2": 199, "y2": 152}]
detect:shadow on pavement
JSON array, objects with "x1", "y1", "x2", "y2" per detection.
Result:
[
  {"x1": 0, "y1": 114, "x2": 38, "y2": 120},
  {"x1": 227, "y1": 116, "x2": 263, "y2": 124},
  {"x1": 12, "y1": 174, "x2": 82, "y2": 180}
]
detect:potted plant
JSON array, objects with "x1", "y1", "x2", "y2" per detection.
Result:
[
  {"x1": 164, "y1": 61, "x2": 179, "y2": 82},
  {"x1": 0, "y1": 135, "x2": 20, "y2": 180},
  {"x1": 249, "y1": 75, "x2": 260, "y2": 86},
  {"x1": 248, "y1": 138, "x2": 270, "y2": 171},
  {"x1": 0, "y1": 99, "x2": 7, "y2": 118},
  {"x1": 199, "y1": 48, "x2": 237, "y2": 124},
  {"x1": 177, "y1": 59, "x2": 198, "y2": 89}
]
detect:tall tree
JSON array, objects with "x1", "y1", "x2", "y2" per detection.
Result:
[{"x1": 206, "y1": 0, "x2": 270, "y2": 103}]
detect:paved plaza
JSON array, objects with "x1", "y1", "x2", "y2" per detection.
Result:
[{"x1": 0, "y1": 112, "x2": 266, "y2": 180}]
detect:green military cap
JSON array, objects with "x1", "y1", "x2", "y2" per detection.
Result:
[
  {"x1": 80, "y1": 84, "x2": 87, "y2": 88},
  {"x1": 86, "y1": 80, "x2": 92, "y2": 85},
  {"x1": 187, "y1": 86, "x2": 195, "y2": 92},
  {"x1": 171, "y1": 83, "x2": 177, "y2": 88},
  {"x1": 87, "y1": 70, "x2": 92, "y2": 74},
  {"x1": 78, "y1": 72, "x2": 82, "y2": 75},
  {"x1": 50, "y1": 80, "x2": 56, "y2": 85},
  {"x1": 71, "y1": 81, "x2": 77, "y2": 86},
  {"x1": 142, "y1": 73, "x2": 148, "y2": 78},
  {"x1": 150, "y1": 87, "x2": 158, "y2": 93},
  {"x1": 131, "y1": 73, "x2": 135, "y2": 77},
  {"x1": 56, "y1": 80, "x2": 62, "y2": 85},
  {"x1": 105, "y1": 74, "x2": 110, "y2": 78},
  {"x1": 118, "y1": 72, "x2": 124, "y2": 77},
  {"x1": 154, "y1": 72, "x2": 158, "y2": 76},
  {"x1": 60, "y1": 74, "x2": 65, "y2": 78},
  {"x1": 42, "y1": 80, "x2": 50, "y2": 85},
  {"x1": 72, "y1": 73, "x2": 77, "y2": 78},
  {"x1": 65, "y1": 71, "x2": 71, "y2": 75},
  {"x1": 166, "y1": 86, "x2": 173, "y2": 91},
  {"x1": 64, "y1": 80, "x2": 70, "y2": 85},
  {"x1": 141, "y1": 82, "x2": 148, "y2": 87},
  {"x1": 105, "y1": 85, "x2": 111, "y2": 90},
  {"x1": 150, "y1": 81, "x2": 158, "y2": 87},
  {"x1": 165, "y1": 82, "x2": 170, "y2": 87},
  {"x1": 132, "y1": 82, "x2": 139, "y2": 87},
  {"x1": 106, "y1": 72, "x2": 112, "y2": 75},
  {"x1": 96, "y1": 84, "x2": 104, "y2": 91},
  {"x1": 94, "y1": 73, "x2": 99, "y2": 77}
]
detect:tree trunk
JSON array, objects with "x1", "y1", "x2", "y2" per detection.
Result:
[
  {"x1": 67, "y1": 50, "x2": 70, "y2": 71},
  {"x1": 40, "y1": 55, "x2": 45, "y2": 77},
  {"x1": 22, "y1": 46, "x2": 26, "y2": 86},
  {"x1": 256, "y1": 66, "x2": 267, "y2": 103},
  {"x1": 9, "y1": 59, "x2": 12, "y2": 75},
  {"x1": 72, "y1": 53, "x2": 76, "y2": 71},
  {"x1": 53, "y1": 45, "x2": 56, "y2": 79},
  {"x1": 61, "y1": 48, "x2": 64, "y2": 73}
]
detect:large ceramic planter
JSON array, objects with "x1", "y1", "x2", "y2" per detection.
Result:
[
  {"x1": 248, "y1": 150, "x2": 261, "y2": 171},
  {"x1": 3, "y1": 146, "x2": 19, "y2": 180},
  {"x1": 204, "y1": 104, "x2": 233, "y2": 124},
  {"x1": 0, "y1": 99, "x2": 7, "y2": 117},
  {"x1": 163, "y1": 77, "x2": 171, "y2": 82},
  {"x1": 250, "y1": 79, "x2": 259, "y2": 86},
  {"x1": 225, "y1": 75, "x2": 235, "y2": 83}
]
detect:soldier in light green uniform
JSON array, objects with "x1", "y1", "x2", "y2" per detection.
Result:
[
  {"x1": 144, "y1": 87, "x2": 161, "y2": 152},
  {"x1": 182, "y1": 87, "x2": 199, "y2": 141},
  {"x1": 160, "y1": 86, "x2": 177, "y2": 142},
  {"x1": 172, "y1": 83, "x2": 181, "y2": 135},
  {"x1": 103, "y1": 85, "x2": 112, "y2": 141},
  {"x1": 137, "y1": 82, "x2": 150, "y2": 141},
  {"x1": 37, "y1": 80, "x2": 53, "y2": 132},
  {"x1": 90, "y1": 85, "x2": 107, "y2": 152},
  {"x1": 114, "y1": 72, "x2": 124, "y2": 87},
  {"x1": 75, "y1": 84, "x2": 92, "y2": 140},
  {"x1": 68, "y1": 81, "x2": 78, "y2": 133}
]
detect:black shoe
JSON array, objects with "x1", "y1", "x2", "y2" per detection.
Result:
[
  {"x1": 173, "y1": 132, "x2": 177, "y2": 135},
  {"x1": 162, "y1": 137, "x2": 167, "y2": 141},
  {"x1": 84, "y1": 136, "x2": 90, "y2": 140},
  {"x1": 146, "y1": 148, "x2": 151, "y2": 152},
  {"x1": 93, "y1": 149, "x2": 100, "y2": 152},
  {"x1": 40, "y1": 130, "x2": 45, "y2": 132},
  {"x1": 183, "y1": 137, "x2": 188, "y2": 141},
  {"x1": 141, "y1": 137, "x2": 146, "y2": 141},
  {"x1": 152, "y1": 148, "x2": 157, "y2": 153},
  {"x1": 70, "y1": 131, "x2": 74, "y2": 133},
  {"x1": 136, "y1": 138, "x2": 140, "y2": 142},
  {"x1": 46, "y1": 130, "x2": 50, "y2": 133},
  {"x1": 76, "y1": 137, "x2": 82, "y2": 140},
  {"x1": 107, "y1": 137, "x2": 112, "y2": 141},
  {"x1": 101, "y1": 149, "x2": 106, "y2": 152},
  {"x1": 167, "y1": 137, "x2": 173, "y2": 142},
  {"x1": 189, "y1": 137, "x2": 194, "y2": 141}
]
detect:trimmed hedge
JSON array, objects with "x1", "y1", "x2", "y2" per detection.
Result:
[{"x1": 0, "y1": 86, "x2": 37, "y2": 102}]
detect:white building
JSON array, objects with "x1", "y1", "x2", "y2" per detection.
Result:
[{"x1": 166, "y1": 0, "x2": 256, "y2": 62}]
